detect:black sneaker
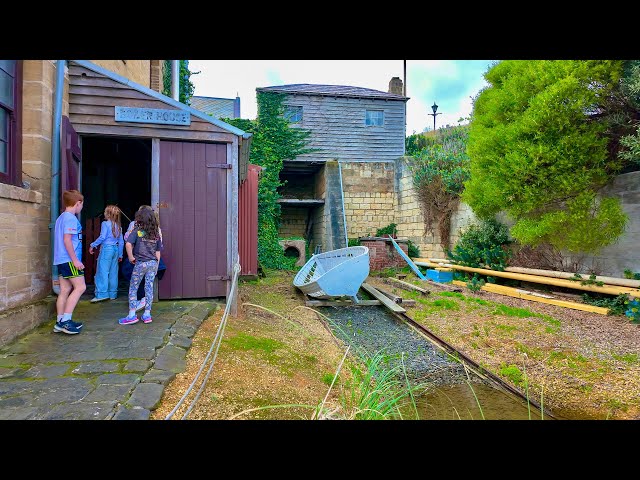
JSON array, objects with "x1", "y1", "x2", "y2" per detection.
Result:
[
  {"x1": 71, "y1": 320, "x2": 84, "y2": 329},
  {"x1": 53, "y1": 319, "x2": 83, "y2": 331},
  {"x1": 53, "y1": 320, "x2": 81, "y2": 335}
]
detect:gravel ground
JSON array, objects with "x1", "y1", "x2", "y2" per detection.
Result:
[{"x1": 317, "y1": 305, "x2": 480, "y2": 388}]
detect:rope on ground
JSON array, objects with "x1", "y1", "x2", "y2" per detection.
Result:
[{"x1": 164, "y1": 262, "x2": 241, "y2": 420}]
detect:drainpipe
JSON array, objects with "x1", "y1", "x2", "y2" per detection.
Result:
[
  {"x1": 337, "y1": 161, "x2": 348, "y2": 248},
  {"x1": 171, "y1": 60, "x2": 179, "y2": 101},
  {"x1": 50, "y1": 60, "x2": 66, "y2": 294}
]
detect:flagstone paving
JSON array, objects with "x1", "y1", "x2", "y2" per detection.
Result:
[{"x1": 0, "y1": 297, "x2": 221, "y2": 420}]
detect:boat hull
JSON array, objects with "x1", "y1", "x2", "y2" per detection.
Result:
[{"x1": 293, "y1": 246, "x2": 370, "y2": 299}]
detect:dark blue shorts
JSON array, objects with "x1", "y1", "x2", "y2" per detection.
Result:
[{"x1": 56, "y1": 262, "x2": 84, "y2": 279}]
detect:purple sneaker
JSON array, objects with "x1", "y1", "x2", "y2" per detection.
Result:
[
  {"x1": 118, "y1": 315, "x2": 139, "y2": 325},
  {"x1": 141, "y1": 314, "x2": 153, "y2": 324}
]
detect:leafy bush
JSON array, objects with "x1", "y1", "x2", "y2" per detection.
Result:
[
  {"x1": 407, "y1": 240, "x2": 420, "y2": 258},
  {"x1": 448, "y1": 218, "x2": 511, "y2": 270},
  {"x1": 466, "y1": 274, "x2": 486, "y2": 292},
  {"x1": 348, "y1": 238, "x2": 361, "y2": 247},
  {"x1": 581, "y1": 293, "x2": 630, "y2": 316},
  {"x1": 376, "y1": 223, "x2": 397, "y2": 237},
  {"x1": 409, "y1": 126, "x2": 470, "y2": 250},
  {"x1": 624, "y1": 269, "x2": 640, "y2": 280}
]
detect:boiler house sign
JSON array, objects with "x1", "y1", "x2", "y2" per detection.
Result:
[{"x1": 115, "y1": 106, "x2": 191, "y2": 126}]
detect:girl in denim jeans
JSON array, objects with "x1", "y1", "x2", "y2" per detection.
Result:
[{"x1": 89, "y1": 205, "x2": 124, "y2": 302}]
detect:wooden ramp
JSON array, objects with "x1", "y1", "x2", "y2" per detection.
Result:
[{"x1": 361, "y1": 282, "x2": 406, "y2": 313}]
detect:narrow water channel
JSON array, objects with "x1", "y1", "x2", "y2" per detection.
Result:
[{"x1": 319, "y1": 305, "x2": 549, "y2": 420}]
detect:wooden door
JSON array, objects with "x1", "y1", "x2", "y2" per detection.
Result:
[
  {"x1": 60, "y1": 116, "x2": 81, "y2": 211},
  {"x1": 158, "y1": 141, "x2": 229, "y2": 299}
]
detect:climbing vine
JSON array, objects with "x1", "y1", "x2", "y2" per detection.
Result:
[
  {"x1": 162, "y1": 60, "x2": 198, "y2": 105},
  {"x1": 409, "y1": 125, "x2": 470, "y2": 250},
  {"x1": 225, "y1": 92, "x2": 316, "y2": 269}
]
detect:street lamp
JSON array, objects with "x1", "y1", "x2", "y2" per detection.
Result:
[{"x1": 428, "y1": 102, "x2": 441, "y2": 131}]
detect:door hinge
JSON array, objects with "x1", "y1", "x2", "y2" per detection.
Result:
[
  {"x1": 207, "y1": 163, "x2": 232, "y2": 169},
  {"x1": 207, "y1": 275, "x2": 230, "y2": 281}
]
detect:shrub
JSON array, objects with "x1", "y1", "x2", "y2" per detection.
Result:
[
  {"x1": 448, "y1": 218, "x2": 511, "y2": 270},
  {"x1": 376, "y1": 223, "x2": 397, "y2": 237},
  {"x1": 407, "y1": 239, "x2": 420, "y2": 258}
]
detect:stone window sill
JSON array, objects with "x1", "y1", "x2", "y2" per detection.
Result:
[{"x1": 0, "y1": 182, "x2": 43, "y2": 204}]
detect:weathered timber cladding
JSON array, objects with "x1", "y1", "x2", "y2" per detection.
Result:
[
  {"x1": 68, "y1": 63, "x2": 235, "y2": 143},
  {"x1": 282, "y1": 94, "x2": 405, "y2": 162}
]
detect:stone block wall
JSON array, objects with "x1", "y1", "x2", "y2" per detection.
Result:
[
  {"x1": 360, "y1": 237, "x2": 408, "y2": 271},
  {"x1": 569, "y1": 171, "x2": 640, "y2": 277},
  {"x1": 340, "y1": 161, "x2": 396, "y2": 239},
  {"x1": 394, "y1": 156, "x2": 477, "y2": 258},
  {"x1": 0, "y1": 61, "x2": 58, "y2": 347},
  {"x1": 279, "y1": 206, "x2": 308, "y2": 238},
  {"x1": 150, "y1": 60, "x2": 164, "y2": 92},
  {"x1": 92, "y1": 60, "x2": 151, "y2": 88}
]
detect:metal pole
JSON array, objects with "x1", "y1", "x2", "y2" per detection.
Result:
[
  {"x1": 50, "y1": 60, "x2": 66, "y2": 294},
  {"x1": 171, "y1": 60, "x2": 179, "y2": 101}
]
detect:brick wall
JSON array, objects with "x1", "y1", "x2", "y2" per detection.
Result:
[
  {"x1": 91, "y1": 60, "x2": 151, "y2": 88},
  {"x1": 360, "y1": 237, "x2": 408, "y2": 271}
]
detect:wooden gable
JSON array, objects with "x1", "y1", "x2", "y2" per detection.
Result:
[{"x1": 68, "y1": 62, "x2": 236, "y2": 143}]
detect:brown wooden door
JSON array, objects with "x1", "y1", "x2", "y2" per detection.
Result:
[
  {"x1": 60, "y1": 116, "x2": 81, "y2": 212},
  {"x1": 159, "y1": 141, "x2": 229, "y2": 299}
]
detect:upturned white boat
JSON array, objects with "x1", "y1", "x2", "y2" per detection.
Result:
[{"x1": 293, "y1": 246, "x2": 370, "y2": 303}]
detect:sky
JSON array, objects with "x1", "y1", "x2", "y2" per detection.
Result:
[{"x1": 188, "y1": 60, "x2": 494, "y2": 135}]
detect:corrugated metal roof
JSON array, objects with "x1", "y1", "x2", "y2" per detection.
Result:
[
  {"x1": 191, "y1": 96, "x2": 237, "y2": 119},
  {"x1": 256, "y1": 84, "x2": 409, "y2": 101}
]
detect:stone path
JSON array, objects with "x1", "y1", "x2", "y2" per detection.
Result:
[{"x1": 0, "y1": 297, "x2": 220, "y2": 420}]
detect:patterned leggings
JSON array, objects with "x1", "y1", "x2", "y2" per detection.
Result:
[{"x1": 128, "y1": 260, "x2": 158, "y2": 311}]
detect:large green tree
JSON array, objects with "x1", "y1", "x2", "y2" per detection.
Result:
[{"x1": 464, "y1": 60, "x2": 628, "y2": 254}]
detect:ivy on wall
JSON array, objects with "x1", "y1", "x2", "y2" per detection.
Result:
[
  {"x1": 224, "y1": 92, "x2": 316, "y2": 269},
  {"x1": 162, "y1": 60, "x2": 197, "y2": 105}
]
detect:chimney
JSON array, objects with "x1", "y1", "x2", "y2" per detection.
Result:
[{"x1": 388, "y1": 77, "x2": 403, "y2": 95}]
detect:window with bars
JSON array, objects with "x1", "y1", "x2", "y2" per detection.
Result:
[
  {"x1": 284, "y1": 105, "x2": 303, "y2": 123},
  {"x1": 365, "y1": 109, "x2": 384, "y2": 126},
  {"x1": 0, "y1": 60, "x2": 22, "y2": 186}
]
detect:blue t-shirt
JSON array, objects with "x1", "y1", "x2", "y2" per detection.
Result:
[{"x1": 53, "y1": 211, "x2": 82, "y2": 265}]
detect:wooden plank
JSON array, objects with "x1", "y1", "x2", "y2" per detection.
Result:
[
  {"x1": 451, "y1": 280, "x2": 610, "y2": 315},
  {"x1": 421, "y1": 279, "x2": 463, "y2": 292},
  {"x1": 305, "y1": 299, "x2": 382, "y2": 307},
  {"x1": 384, "y1": 277, "x2": 430, "y2": 294},
  {"x1": 361, "y1": 283, "x2": 406, "y2": 313},
  {"x1": 372, "y1": 284, "x2": 403, "y2": 304},
  {"x1": 420, "y1": 261, "x2": 640, "y2": 297}
]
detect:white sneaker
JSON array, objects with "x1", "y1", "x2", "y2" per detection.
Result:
[
  {"x1": 90, "y1": 297, "x2": 108, "y2": 303},
  {"x1": 135, "y1": 298, "x2": 146, "y2": 312}
]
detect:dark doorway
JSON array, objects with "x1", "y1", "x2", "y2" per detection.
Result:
[
  {"x1": 80, "y1": 136, "x2": 151, "y2": 285},
  {"x1": 81, "y1": 137, "x2": 151, "y2": 225}
]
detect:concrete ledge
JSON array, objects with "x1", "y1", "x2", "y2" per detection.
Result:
[
  {"x1": 0, "y1": 183, "x2": 43, "y2": 204},
  {"x1": 0, "y1": 296, "x2": 56, "y2": 348}
]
